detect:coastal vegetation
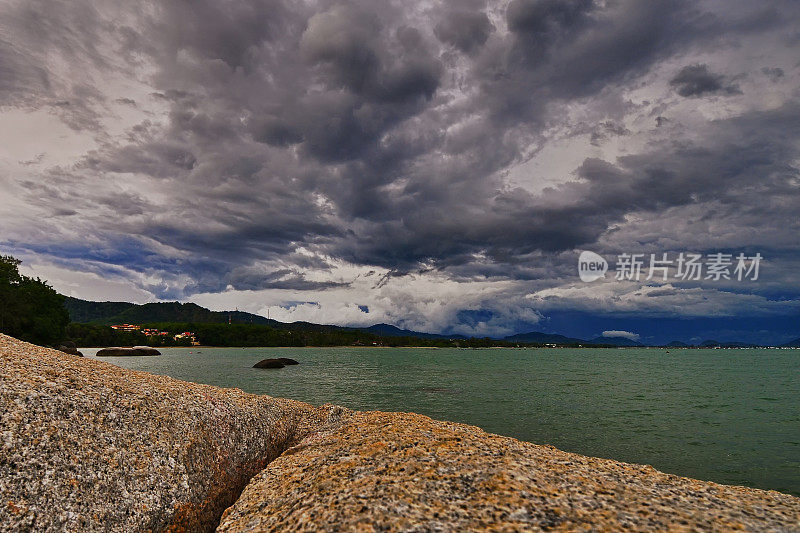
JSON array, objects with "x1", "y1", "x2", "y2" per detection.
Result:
[
  {"x1": 64, "y1": 297, "x2": 272, "y2": 325},
  {"x1": 65, "y1": 323, "x2": 195, "y2": 348},
  {"x1": 0, "y1": 255, "x2": 69, "y2": 346},
  {"x1": 65, "y1": 321, "x2": 505, "y2": 348}
]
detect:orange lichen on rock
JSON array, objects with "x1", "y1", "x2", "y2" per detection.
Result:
[{"x1": 218, "y1": 411, "x2": 800, "y2": 532}]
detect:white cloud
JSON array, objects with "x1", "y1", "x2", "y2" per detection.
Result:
[{"x1": 602, "y1": 330, "x2": 640, "y2": 341}]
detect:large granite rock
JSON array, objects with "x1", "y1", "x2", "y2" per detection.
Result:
[
  {"x1": 1, "y1": 333, "x2": 799, "y2": 532},
  {"x1": 0, "y1": 334, "x2": 339, "y2": 532},
  {"x1": 219, "y1": 411, "x2": 800, "y2": 531}
]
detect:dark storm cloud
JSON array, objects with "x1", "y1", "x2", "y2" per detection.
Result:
[
  {"x1": 2, "y1": 0, "x2": 800, "y2": 304},
  {"x1": 335, "y1": 98, "x2": 800, "y2": 274},
  {"x1": 506, "y1": 0, "x2": 593, "y2": 46},
  {"x1": 669, "y1": 64, "x2": 742, "y2": 97},
  {"x1": 434, "y1": 8, "x2": 494, "y2": 54},
  {"x1": 301, "y1": 7, "x2": 441, "y2": 103},
  {"x1": 0, "y1": 0, "x2": 144, "y2": 132},
  {"x1": 0, "y1": 39, "x2": 50, "y2": 104},
  {"x1": 250, "y1": 117, "x2": 303, "y2": 147},
  {"x1": 153, "y1": 0, "x2": 297, "y2": 70},
  {"x1": 594, "y1": 103, "x2": 798, "y2": 203},
  {"x1": 227, "y1": 267, "x2": 349, "y2": 292},
  {"x1": 465, "y1": 0, "x2": 726, "y2": 128},
  {"x1": 761, "y1": 67, "x2": 784, "y2": 82}
]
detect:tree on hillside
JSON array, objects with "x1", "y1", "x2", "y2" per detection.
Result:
[{"x1": 0, "y1": 255, "x2": 69, "y2": 346}]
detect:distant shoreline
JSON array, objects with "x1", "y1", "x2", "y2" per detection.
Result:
[{"x1": 77, "y1": 344, "x2": 798, "y2": 350}]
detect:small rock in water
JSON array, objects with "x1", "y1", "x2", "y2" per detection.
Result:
[
  {"x1": 56, "y1": 341, "x2": 83, "y2": 357},
  {"x1": 253, "y1": 358, "x2": 285, "y2": 369},
  {"x1": 277, "y1": 358, "x2": 299, "y2": 365}
]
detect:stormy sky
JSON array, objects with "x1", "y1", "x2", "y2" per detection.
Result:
[{"x1": 1, "y1": 0, "x2": 799, "y2": 341}]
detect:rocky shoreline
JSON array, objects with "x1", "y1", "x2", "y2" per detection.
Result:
[{"x1": 1, "y1": 333, "x2": 799, "y2": 531}]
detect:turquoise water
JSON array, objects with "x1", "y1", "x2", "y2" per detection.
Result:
[{"x1": 83, "y1": 346, "x2": 800, "y2": 496}]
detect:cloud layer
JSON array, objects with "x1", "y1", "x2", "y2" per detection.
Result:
[{"x1": 1, "y1": 0, "x2": 799, "y2": 336}]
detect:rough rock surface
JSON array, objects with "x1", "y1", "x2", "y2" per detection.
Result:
[
  {"x1": 0, "y1": 334, "x2": 339, "y2": 532},
  {"x1": 2, "y1": 334, "x2": 799, "y2": 532},
  {"x1": 219, "y1": 411, "x2": 800, "y2": 532}
]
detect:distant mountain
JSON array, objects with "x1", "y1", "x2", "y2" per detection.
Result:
[
  {"x1": 665, "y1": 340, "x2": 690, "y2": 347},
  {"x1": 65, "y1": 297, "x2": 277, "y2": 326},
  {"x1": 781, "y1": 337, "x2": 800, "y2": 347},
  {"x1": 503, "y1": 331, "x2": 585, "y2": 344},
  {"x1": 588, "y1": 336, "x2": 643, "y2": 347},
  {"x1": 360, "y1": 323, "x2": 465, "y2": 339}
]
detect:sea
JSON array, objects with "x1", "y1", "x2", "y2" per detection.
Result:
[{"x1": 82, "y1": 346, "x2": 800, "y2": 496}]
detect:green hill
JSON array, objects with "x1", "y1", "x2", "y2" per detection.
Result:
[
  {"x1": 65, "y1": 297, "x2": 276, "y2": 326},
  {"x1": 63, "y1": 298, "x2": 136, "y2": 323}
]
